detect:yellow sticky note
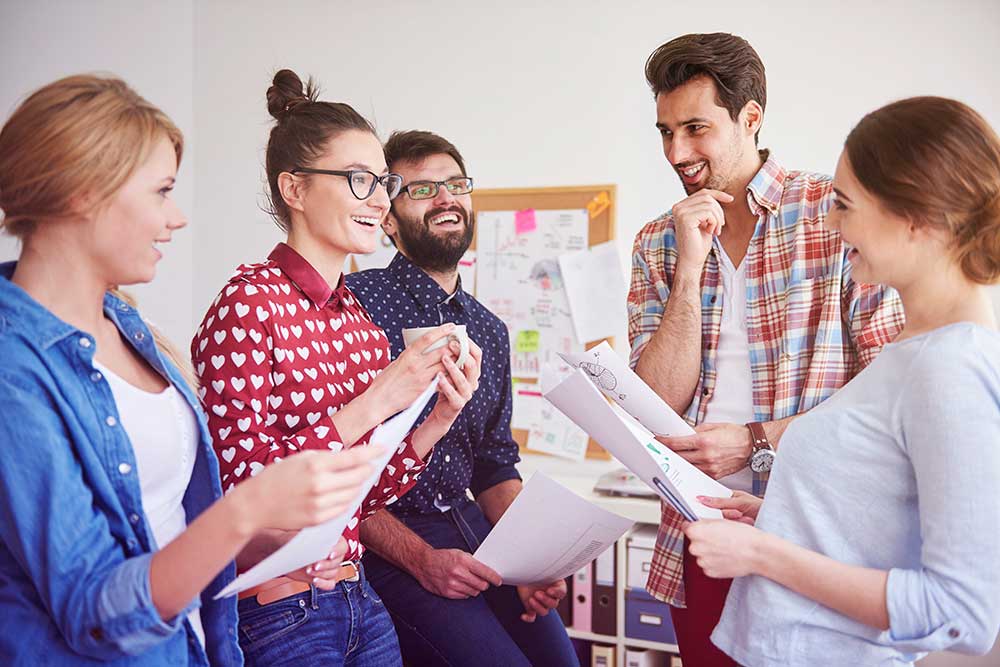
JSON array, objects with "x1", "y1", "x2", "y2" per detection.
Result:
[{"x1": 515, "y1": 330, "x2": 540, "y2": 353}]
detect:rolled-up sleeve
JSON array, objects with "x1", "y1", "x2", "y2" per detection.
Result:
[
  {"x1": 878, "y1": 344, "x2": 1000, "y2": 655},
  {"x1": 627, "y1": 229, "x2": 670, "y2": 370},
  {"x1": 0, "y1": 375, "x2": 196, "y2": 659}
]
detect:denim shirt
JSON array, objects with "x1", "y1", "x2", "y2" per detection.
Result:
[{"x1": 0, "y1": 262, "x2": 241, "y2": 666}]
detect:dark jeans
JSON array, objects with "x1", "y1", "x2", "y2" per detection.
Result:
[
  {"x1": 363, "y1": 501, "x2": 580, "y2": 667},
  {"x1": 237, "y1": 562, "x2": 401, "y2": 667}
]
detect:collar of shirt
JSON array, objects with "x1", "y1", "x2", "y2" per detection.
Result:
[
  {"x1": 267, "y1": 242, "x2": 353, "y2": 309},
  {"x1": 745, "y1": 150, "x2": 787, "y2": 218},
  {"x1": 387, "y1": 252, "x2": 469, "y2": 311}
]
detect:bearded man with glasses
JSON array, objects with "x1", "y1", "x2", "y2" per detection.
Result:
[{"x1": 345, "y1": 130, "x2": 579, "y2": 667}]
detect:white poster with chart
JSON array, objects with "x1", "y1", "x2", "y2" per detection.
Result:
[{"x1": 476, "y1": 208, "x2": 589, "y2": 378}]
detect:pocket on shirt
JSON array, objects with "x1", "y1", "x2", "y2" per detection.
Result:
[{"x1": 780, "y1": 277, "x2": 838, "y2": 350}]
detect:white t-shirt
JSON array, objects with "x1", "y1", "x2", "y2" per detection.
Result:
[
  {"x1": 95, "y1": 361, "x2": 205, "y2": 647},
  {"x1": 703, "y1": 246, "x2": 755, "y2": 493}
]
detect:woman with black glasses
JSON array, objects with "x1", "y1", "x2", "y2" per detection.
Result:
[{"x1": 191, "y1": 69, "x2": 483, "y2": 667}]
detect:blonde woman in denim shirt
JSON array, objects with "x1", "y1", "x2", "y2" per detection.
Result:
[
  {"x1": 0, "y1": 75, "x2": 382, "y2": 666},
  {"x1": 686, "y1": 97, "x2": 1000, "y2": 665}
]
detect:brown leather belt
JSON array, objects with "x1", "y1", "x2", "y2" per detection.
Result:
[{"x1": 238, "y1": 562, "x2": 360, "y2": 605}]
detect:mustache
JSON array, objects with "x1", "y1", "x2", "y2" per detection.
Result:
[
  {"x1": 423, "y1": 205, "x2": 469, "y2": 227},
  {"x1": 673, "y1": 159, "x2": 707, "y2": 171}
]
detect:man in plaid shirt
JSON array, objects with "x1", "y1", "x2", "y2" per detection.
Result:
[{"x1": 628, "y1": 33, "x2": 904, "y2": 666}]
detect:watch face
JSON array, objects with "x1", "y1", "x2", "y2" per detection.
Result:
[{"x1": 750, "y1": 448, "x2": 775, "y2": 473}]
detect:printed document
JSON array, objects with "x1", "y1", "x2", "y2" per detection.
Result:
[
  {"x1": 544, "y1": 369, "x2": 730, "y2": 520},
  {"x1": 473, "y1": 473, "x2": 633, "y2": 585}
]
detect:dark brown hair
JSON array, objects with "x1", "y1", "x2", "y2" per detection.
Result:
[
  {"x1": 383, "y1": 130, "x2": 467, "y2": 177},
  {"x1": 845, "y1": 96, "x2": 1000, "y2": 284},
  {"x1": 645, "y1": 33, "x2": 767, "y2": 144},
  {"x1": 264, "y1": 69, "x2": 375, "y2": 232}
]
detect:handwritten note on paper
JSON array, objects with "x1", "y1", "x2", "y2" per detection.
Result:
[
  {"x1": 477, "y1": 209, "x2": 588, "y2": 378},
  {"x1": 511, "y1": 381, "x2": 544, "y2": 431},
  {"x1": 515, "y1": 330, "x2": 541, "y2": 353},
  {"x1": 526, "y1": 399, "x2": 589, "y2": 462},
  {"x1": 457, "y1": 250, "x2": 476, "y2": 294},
  {"x1": 514, "y1": 209, "x2": 537, "y2": 234}
]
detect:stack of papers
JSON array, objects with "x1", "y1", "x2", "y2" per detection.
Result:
[{"x1": 548, "y1": 346, "x2": 731, "y2": 521}]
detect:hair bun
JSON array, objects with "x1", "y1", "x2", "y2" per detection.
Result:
[{"x1": 266, "y1": 69, "x2": 318, "y2": 121}]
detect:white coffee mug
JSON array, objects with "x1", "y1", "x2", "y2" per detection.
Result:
[{"x1": 401, "y1": 325, "x2": 470, "y2": 370}]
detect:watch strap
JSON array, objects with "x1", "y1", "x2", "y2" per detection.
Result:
[{"x1": 746, "y1": 421, "x2": 771, "y2": 452}]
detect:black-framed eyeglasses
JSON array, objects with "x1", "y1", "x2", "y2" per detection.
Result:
[
  {"x1": 399, "y1": 177, "x2": 474, "y2": 201},
  {"x1": 289, "y1": 167, "x2": 403, "y2": 201}
]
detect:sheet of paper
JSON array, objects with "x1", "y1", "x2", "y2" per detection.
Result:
[
  {"x1": 476, "y1": 209, "x2": 589, "y2": 378},
  {"x1": 558, "y1": 241, "x2": 628, "y2": 344},
  {"x1": 215, "y1": 378, "x2": 440, "y2": 598},
  {"x1": 511, "y1": 381, "x2": 544, "y2": 431},
  {"x1": 473, "y1": 472, "x2": 634, "y2": 585},
  {"x1": 544, "y1": 369, "x2": 729, "y2": 520},
  {"x1": 526, "y1": 398, "x2": 589, "y2": 461},
  {"x1": 559, "y1": 341, "x2": 694, "y2": 437},
  {"x1": 457, "y1": 250, "x2": 476, "y2": 294}
]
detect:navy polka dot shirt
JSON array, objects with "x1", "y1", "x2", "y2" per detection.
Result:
[{"x1": 346, "y1": 252, "x2": 522, "y2": 516}]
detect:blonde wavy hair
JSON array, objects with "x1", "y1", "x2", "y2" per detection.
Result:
[{"x1": 0, "y1": 74, "x2": 195, "y2": 387}]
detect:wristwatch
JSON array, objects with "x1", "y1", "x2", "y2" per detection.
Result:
[{"x1": 746, "y1": 422, "x2": 775, "y2": 473}]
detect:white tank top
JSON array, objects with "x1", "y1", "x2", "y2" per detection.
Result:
[
  {"x1": 95, "y1": 361, "x2": 206, "y2": 647},
  {"x1": 703, "y1": 247, "x2": 755, "y2": 493}
]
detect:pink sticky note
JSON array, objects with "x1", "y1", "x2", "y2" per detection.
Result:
[{"x1": 515, "y1": 209, "x2": 537, "y2": 234}]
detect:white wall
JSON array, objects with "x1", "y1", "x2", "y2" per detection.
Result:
[
  {"x1": 191, "y1": 0, "x2": 1000, "y2": 326},
  {"x1": 0, "y1": 0, "x2": 196, "y2": 346}
]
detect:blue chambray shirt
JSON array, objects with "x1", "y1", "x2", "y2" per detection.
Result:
[
  {"x1": 0, "y1": 262, "x2": 241, "y2": 666},
  {"x1": 346, "y1": 252, "x2": 521, "y2": 515}
]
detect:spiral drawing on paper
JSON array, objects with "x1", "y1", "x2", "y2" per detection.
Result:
[{"x1": 579, "y1": 362, "x2": 626, "y2": 400}]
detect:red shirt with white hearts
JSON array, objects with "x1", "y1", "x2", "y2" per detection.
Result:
[{"x1": 191, "y1": 242, "x2": 430, "y2": 564}]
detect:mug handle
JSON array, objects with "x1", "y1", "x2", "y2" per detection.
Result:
[{"x1": 448, "y1": 333, "x2": 470, "y2": 370}]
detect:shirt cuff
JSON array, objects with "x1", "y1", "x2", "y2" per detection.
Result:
[
  {"x1": 878, "y1": 568, "x2": 965, "y2": 654},
  {"x1": 470, "y1": 463, "x2": 522, "y2": 498},
  {"x1": 94, "y1": 552, "x2": 200, "y2": 655}
]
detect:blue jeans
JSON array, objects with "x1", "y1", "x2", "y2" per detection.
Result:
[
  {"x1": 363, "y1": 501, "x2": 580, "y2": 667},
  {"x1": 237, "y1": 563, "x2": 401, "y2": 667}
]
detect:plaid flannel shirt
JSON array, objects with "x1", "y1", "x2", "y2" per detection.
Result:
[{"x1": 628, "y1": 154, "x2": 905, "y2": 607}]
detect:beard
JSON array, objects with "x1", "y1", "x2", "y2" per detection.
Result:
[{"x1": 393, "y1": 203, "x2": 474, "y2": 273}]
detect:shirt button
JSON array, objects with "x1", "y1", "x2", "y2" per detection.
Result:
[
  {"x1": 91, "y1": 372, "x2": 102, "y2": 382},
  {"x1": 89, "y1": 627, "x2": 104, "y2": 641},
  {"x1": 118, "y1": 303, "x2": 129, "y2": 312},
  {"x1": 118, "y1": 462, "x2": 132, "y2": 475},
  {"x1": 129, "y1": 513, "x2": 140, "y2": 524},
  {"x1": 703, "y1": 388, "x2": 711, "y2": 396},
  {"x1": 105, "y1": 416, "x2": 117, "y2": 427},
  {"x1": 133, "y1": 331, "x2": 145, "y2": 342},
  {"x1": 948, "y1": 628, "x2": 960, "y2": 639},
  {"x1": 79, "y1": 337, "x2": 92, "y2": 348},
  {"x1": 444, "y1": 455, "x2": 451, "y2": 462},
  {"x1": 126, "y1": 538, "x2": 137, "y2": 550}
]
